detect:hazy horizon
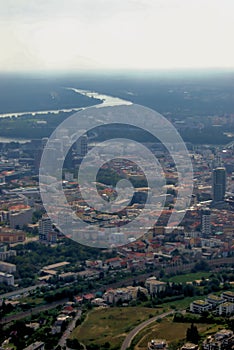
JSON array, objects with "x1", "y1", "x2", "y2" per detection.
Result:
[{"x1": 1, "y1": 0, "x2": 234, "y2": 72}]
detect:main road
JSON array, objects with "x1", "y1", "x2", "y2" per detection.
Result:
[{"x1": 120, "y1": 310, "x2": 175, "y2": 350}]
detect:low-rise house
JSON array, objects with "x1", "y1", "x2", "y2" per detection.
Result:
[
  {"x1": 91, "y1": 298, "x2": 107, "y2": 306},
  {"x1": 25, "y1": 323, "x2": 40, "y2": 331},
  {"x1": 105, "y1": 257, "x2": 122, "y2": 269},
  {"x1": 83, "y1": 293, "x2": 95, "y2": 302},
  {"x1": 74, "y1": 295, "x2": 83, "y2": 304},
  {"x1": 148, "y1": 339, "x2": 168, "y2": 350},
  {"x1": 77, "y1": 269, "x2": 100, "y2": 280},
  {"x1": 180, "y1": 343, "x2": 199, "y2": 350}
]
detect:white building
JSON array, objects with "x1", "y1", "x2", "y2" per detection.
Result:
[
  {"x1": 190, "y1": 300, "x2": 212, "y2": 313},
  {"x1": 206, "y1": 294, "x2": 224, "y2": 308},
  {"x1": 0, "y1": 271, "x2": 14, "y2": 286},
  {"x1": 0, "y1": 261, "x2": 16, "y2": 273},
  {"x1": 103, "y1": 286, "x2": 148, "y2": 304},
  {"x1": 145, "y1": 277, "x2": 166, "y2": 295},
  {"x1": 148, "y1": 339, "x2": 168, "y2": 350},
  {"x1": 9, "y1": 207, "x2": 33, "y2": 229},
  {"x1": 222, "y1": 291, "x2": 234, "y2": 303},
  {"x1": 217, "y1": 302, "x2": 234, "y2": 316}
]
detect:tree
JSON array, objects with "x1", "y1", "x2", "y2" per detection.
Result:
[
  {"x1": 137, "y1": 288, "x2": 148, "y2": 302},
  {"x1": 66, "y1": 338, "x2": 83, "y2": 349},
  {"x1": 186, "y1": 323, "x2": 200, "y2": 344}
]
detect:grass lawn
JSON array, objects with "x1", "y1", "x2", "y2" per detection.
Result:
[
  {"x1": 71, "y1": 306, "x2": 163, "y2": 348},
  {"x1": 162, "y1": 272, "x2": 211, "y2": 284},
  {"x1": 159, "y1": 295, "x2": 206, "y2": 310},
  {"x1": 134, "y1": 318, "x2": 220, "y2": 350},
  {"x1": 2, "y1": 343, "x2": 16, "y2": 350},
  {"x1": 20, "y1": 296, "x2": 45, "y2": 305}
]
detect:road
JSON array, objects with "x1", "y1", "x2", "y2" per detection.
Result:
[
  {"x1": 0, "y1": 299, "x2": 68, "y2": 324},
  {"x1": 120, "y1": 310, "x2": 175, "y2": 350},
  {"x1": 0, "y1": 284, "x2": 48, "y2": 301},
  {"x1": 57, "y1": 309, "x2": 82, "y2": 349},
  {"x1": 1, "y1": 256, "x2": 232, "y2": 300}
]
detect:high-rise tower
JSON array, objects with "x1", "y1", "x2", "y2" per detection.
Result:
[
  {"x1": 201, "y1": 207, "x2": 211, "y2": 236},
  {"x1": 76, "y1": 135, "x2": 88, "y2": 157},
  {"x1": 39, "y1": 216, "x2": 52, "y2": 242},
  {"x1": 212, "y1": 167, "x2": 226, "y2": 202}
]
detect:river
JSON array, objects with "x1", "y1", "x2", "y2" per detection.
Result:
[
  {"x1": 0, "y1": 88, "x2": 131, "y2": 142},
  {"x1": 0, "y1": 88, "x2": 131, "y2": 119}
]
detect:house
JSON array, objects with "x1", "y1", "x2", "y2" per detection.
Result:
[
  {"x1": 148, "y1": 339, "x2": 168, "y2": 350},
  {"x1": 91, "y1": 298, "x2": 107, "y2": 306},
  {"x1": 180, "y1": 343, "x2": 199, "y2": 350},
  {"x1": 83, "y1": 293, "x2": 95, "y2": 302},
  {"x1": 74, "y1": 296, "x2": 83, "y2": 304},
  {"x1": 105, "y1": 257, "x2": 122, "y2": 269}
]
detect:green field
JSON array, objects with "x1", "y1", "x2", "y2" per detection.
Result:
[
  {"x1": 71, "y1": 306, "x2": 163, "y2": 348},
  {"x1": 160, "y1": 295, "x2": 207, "y2": 310},
  {"x1": 134, "y1": 318, "x2": 220, "y2": 350},
  {"x1": 163, "y1": 272, "x2": 211, "y2": 284}
]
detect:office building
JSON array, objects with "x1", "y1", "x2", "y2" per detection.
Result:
[
  {"x1": 39, "y1": 216, "x2": 52, "y2": 242},
  {"x1": 212, "y1": 167, "x2": 226, "y2": 202}
]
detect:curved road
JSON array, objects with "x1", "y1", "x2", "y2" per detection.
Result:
[{"x1": 121, "y1": 310, "x2": 175, "y2": 350}]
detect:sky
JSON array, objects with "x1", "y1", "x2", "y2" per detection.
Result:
[{"x1": 1, "y1": 0, "x2": 234, "y2": 72}]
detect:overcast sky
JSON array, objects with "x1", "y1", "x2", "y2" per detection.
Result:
[{"x1": 1, "y1": 0, "x2": 234, "y2": 72}]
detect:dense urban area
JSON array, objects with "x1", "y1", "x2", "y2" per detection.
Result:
[{"x1": 0, "y1": 97, "x2": 233, "y2": 350}]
